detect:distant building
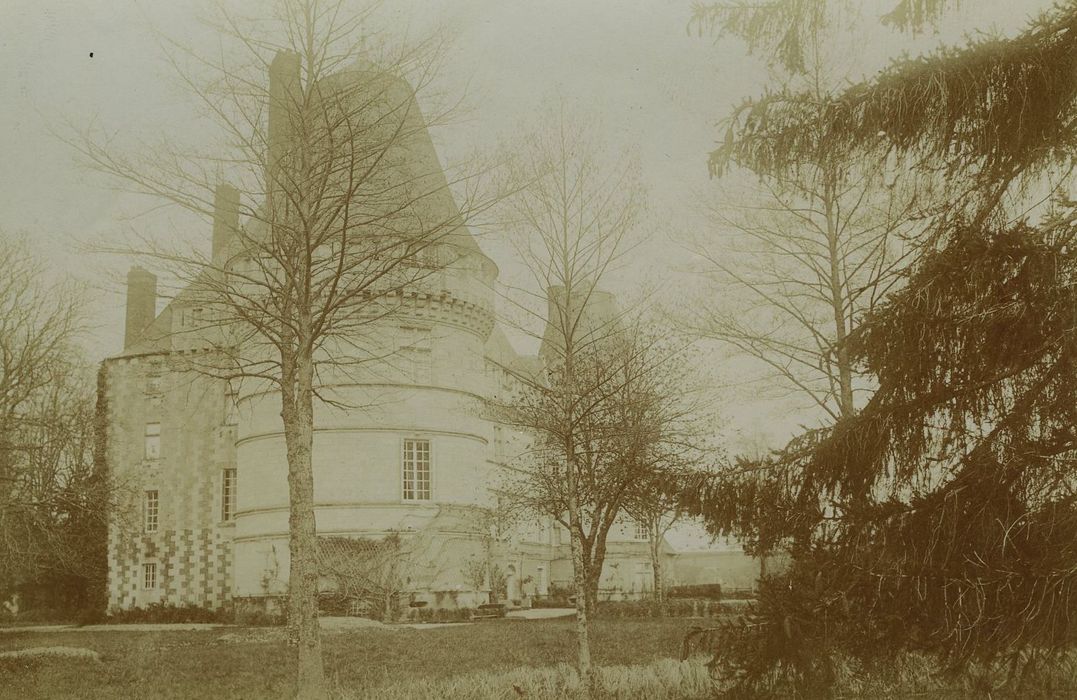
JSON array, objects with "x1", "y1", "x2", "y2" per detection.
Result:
[{"x1": 102, "y1": 53, "x2": 761, "y2": 613}]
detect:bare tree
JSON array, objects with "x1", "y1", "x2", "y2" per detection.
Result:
[
  {"x1": 622, "y1": 472, "x2": 686, "y2": 614},
  {"x1": 68, "y1": 2, "x2": 503, "y2": 696},
  {"x1": 688, "y1": 165, "x2": 918, "y2": 421},
  {"x1": 493, "y1": 112, "x2": 640, "y2": 695},
  {"x1": 0, "y1": 234, "x2": 107, "y2": 614},
  {"x1": 506, "y1": 324, "x2": 701, "y2": 608},
  {"x1": 685, "y1": 10, "x2": 924, "y2": 423},
  {"x1": 493, "y1": 110, "x2": 705, "y2": 695}
]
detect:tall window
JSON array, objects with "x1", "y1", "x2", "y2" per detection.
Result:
[
  {"x1": 221, "y1": 469, "x2": 237, "y2": 521},
  {"x1": 144, "y1": 490, "x2": 159, "y2": 532},
  {"x1": 397, "y1": 326, "x2": 432, "y2": 383},
  {"x1": 144, "y1": 422, "x2": 160, "y2": 460},
  {"x1": 143, "y1": 562, "x2": 157, "y2": 589},
  {"x1": 402, "y1": 439, "x2": 431, "y2": 501}
]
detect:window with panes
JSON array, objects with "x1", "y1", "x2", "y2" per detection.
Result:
[
  {"x1": 402, "y1": 439, "x2": 431, "y2": 501},
  {"x1": 144, "y1": 490, "x2": 159, "y2": 532},
  {"x1": 221, "y1": 469, "x2": 237, "y2": 521},
  {"x1": 634, "y1": 519, "x2": 649, "y2": 540}
]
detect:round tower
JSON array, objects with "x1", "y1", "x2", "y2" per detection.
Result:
[{"x1": 231, "y1": 58, "x2": 500, "y2": 606}]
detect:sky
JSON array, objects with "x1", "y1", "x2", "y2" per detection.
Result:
[{"x1": 0, "y1": 0, "x2": 1053, "y2": 450}]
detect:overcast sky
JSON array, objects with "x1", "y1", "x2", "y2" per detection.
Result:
[{"x1": 0, "y1": 0, "x2": 1052, "y2": 448}]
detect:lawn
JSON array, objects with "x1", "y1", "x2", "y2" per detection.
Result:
[{"x1": 0, "y1": 618, "x2": 709, "y2": 699}]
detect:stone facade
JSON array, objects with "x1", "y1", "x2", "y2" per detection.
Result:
[
  {"x1": 103, "y1": 352, "x2": 237, "y2": 610},
  {"x1": 103, "y1": 54, "x2": 760, "y2": 613}
]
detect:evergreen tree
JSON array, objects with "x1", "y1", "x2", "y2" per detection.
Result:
[{"x1": 680, "y1": 1, "x2": 1077, "y2": 692}]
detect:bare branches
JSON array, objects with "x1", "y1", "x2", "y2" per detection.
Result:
[
  {"x1": 0, "y1": 233, "x2": 106, "y2": 611},
  {"x1": 68, "y1": 2, "x2": 508, "y2": 695},
  {"x1": 687, "y1": 160, "x2": 919, "y2": 422}
]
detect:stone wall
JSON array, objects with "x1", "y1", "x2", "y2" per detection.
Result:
[{"x1": 104, "y1": 353, "x2": 237, "y2": 610}]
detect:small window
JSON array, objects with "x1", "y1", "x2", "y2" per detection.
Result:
[
  {"x1": 398, "y1": 327, "x2": 432, "y2": 354},
  {"x1": 402, "y1": 439, "x2": 431, "y2": 501},
  {"x1": 144, "y1": 490, "x2": 159, "y2": 532},
  {"x1": 143, "y1": 562, "x2": 157, "y2": 590},
  {"x1": 634, "y1": 519, "x2": 649, "y2": 541},
  {"x1": 144, "y1": 423, "x2": 161, "y2": 460},
  {"x1": 223, "y1": 386, "x2": 238, "y2": 425},
  {"x1": 221, "y1": 468, "x2": 237, "y2": 521},
  {"x1": 146, "y1": 376, "x2": 162, "y2": 395}
]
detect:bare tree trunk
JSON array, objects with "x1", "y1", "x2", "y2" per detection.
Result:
[
  {"x1": 564, "y1": 449, "x2": 596, "y2": 698},
  {"x1": 280, "y1": 339, "x2": 327, "y2": 700},
  {"x1": 583, "y1": 566, "x2": 601, "y2": 618},
  {"x1": 568, "y1": 531, "x2": 596, "y2": 696},
  {"x1": 823, "y1": 171, "x2": 855, "y2": 419},
  {"x1": 582, "y1": 533, "x2": 608, "y2": 618},
  {"x1": 649, "y1": 528, "x2": 665, "y2": 616}
]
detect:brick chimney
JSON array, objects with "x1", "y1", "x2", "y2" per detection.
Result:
[
  {"x1": 124, "y1": 266, "x2": 157, "y2": 349},
  {"x1": 212, "y1": 182, "x2": 240, "y2": 264}
]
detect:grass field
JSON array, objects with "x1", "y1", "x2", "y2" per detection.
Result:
[
  {"x1": 0, "y1": 618, "x2": 709, "y2": 699},
  {"x1": 6, "y1": 618, "x2": 1074, "y2": 699}
]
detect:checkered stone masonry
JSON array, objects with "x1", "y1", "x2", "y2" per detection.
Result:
[{"x1": 104, "y1": 355, "x2": 237, "y2": 611}]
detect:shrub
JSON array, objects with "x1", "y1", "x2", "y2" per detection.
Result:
[
  {"x1": 597, "y1": 598, "x2": 734, "y2": 619},
  {"x1": 405, "y1": 606, "x2": 480, "y2": 623},
  {"x1": 234, "y1": 607, "x2": 284, "y2": 626},
  {"x1": 317, "y1": 593, "x2": 353, "y2": 617},
  {"x1": 721, "y1": 587, "x2": 756, "y2": 600},
  {"x1": 667, "y1": 584, "x2": 723, "y2": 600},
  {"x1": 9, "y1": 607, "x2": 71, "y2": 624},
  {"x1": 531, "y1": 595, "x2": 573, "y2": 609},
  {"x1": 232, "y1": 596, "x2": 286, "y2": 626},
  {"x1": 105, "y1": 603, "x2": 230, "y2": 625},
  {"x1": 75, "y1": 607, "x2": 106, "y2": 626}
]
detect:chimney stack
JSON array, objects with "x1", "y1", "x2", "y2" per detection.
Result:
[
  {"x1": 124, "y1": 266, "x2": 157, "y2": 349},
  {"x1": 212, "y1": 182, "x2": 240, "y2": 264},
  {"x1": 268, "y1": 51, "x2": 301, "y2": 196}
]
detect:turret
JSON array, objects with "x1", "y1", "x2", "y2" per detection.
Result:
[
  {"x1": 212, "y1": 182, "x2": 240, "y2": 264},
  {"x1": 124, "y1": 266, "x2": 157, "y2": 349},
  {"x1": 539, "y1": 284, "x2": 619, "y2": 365}
]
